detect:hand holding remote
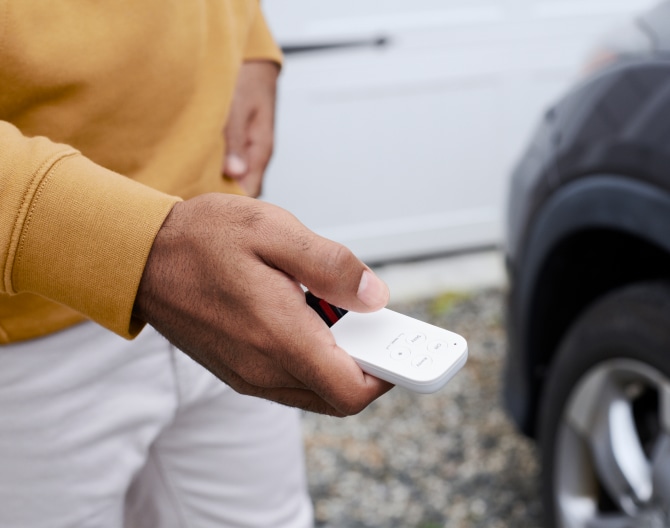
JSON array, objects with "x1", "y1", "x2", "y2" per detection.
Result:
[{"x1": 134, "y1": 193, "x2": 393, "y2": 416}]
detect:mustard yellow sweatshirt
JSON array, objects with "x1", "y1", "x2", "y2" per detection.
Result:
[{"x1": 0, "y1": 1, "x2": 282, "y2": 343}]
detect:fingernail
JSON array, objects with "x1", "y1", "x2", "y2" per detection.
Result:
[
  {"x1": 225, "y1": 154, "x2": 247, "y2": 176},
  {"x1": 357, "y1": 270, "x2": 390, "y2": 309}
]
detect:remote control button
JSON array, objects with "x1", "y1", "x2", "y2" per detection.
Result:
[
  {"x1": 390, "y1": 347, "x2": 411, "y2": 361},
  {"x1": 405, "y1": 333, "x2": 426, "y2": 346},
  {"x1": 412, "y1": 354, "x2": 433, "y2": 369},
  {"x1": 427, "y1": 341, "x2": 449, "y2": 353},
  {"x1": 390, "y1": 334, "x2": 405, "y2": 346}
]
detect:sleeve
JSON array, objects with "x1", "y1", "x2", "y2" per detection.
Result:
[
  {"x1": 0, "y1": 121, "x2": 180, "y2": 338},
  {"x1": 243, "y1": 5, "x2": 283, "y2": 66}
]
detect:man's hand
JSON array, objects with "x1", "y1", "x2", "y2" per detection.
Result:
[
  {"x1": 134, "y1": 194, "x2": 392, "y2": 416},
  {"x1": 223, "y1": 60, "x2": 279, "y2": 197}
]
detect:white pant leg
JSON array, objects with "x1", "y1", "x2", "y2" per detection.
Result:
[
  {"x1": 0, "y1": 322, "x2": 313, "y2": 528},
  {"x1": 124, "y1": 350, "x2": 314, "y2": 528},
  {"x1": 0, "y1": 322, "x2": 178, "y2": 528}
]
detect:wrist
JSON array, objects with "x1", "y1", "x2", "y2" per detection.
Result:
[{"x1": 133, "y1": 200, "x2": 186, "y2": 324}]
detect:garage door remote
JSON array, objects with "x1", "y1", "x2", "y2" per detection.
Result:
[{"x1": 306, "y1": 292, "x2": 468, "y2": 393}]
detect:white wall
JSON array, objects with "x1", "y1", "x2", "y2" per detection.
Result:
[{"x1": 262, "y1": 0, "x2": 657, "y2": 264}]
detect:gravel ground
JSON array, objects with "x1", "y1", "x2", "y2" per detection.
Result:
[{"x1": 302, "y1": 288, "x2": 545, "y2": 528}]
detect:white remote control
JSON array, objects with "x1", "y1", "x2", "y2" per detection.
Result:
[{"x1": 306, "y1": 292, "x2": 468, "y2": 394}]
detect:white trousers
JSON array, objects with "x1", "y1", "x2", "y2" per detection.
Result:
[{"x1": 0, "y1": 322, "x2": 314, "y2": 528}]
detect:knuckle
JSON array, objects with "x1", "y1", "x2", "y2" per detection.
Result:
[
  {"x1": 335, "y1": 392, "x2": 370, "y2": 417},
  {"x1": 231, "y1": 383, "x2": 255, "y2": 397},
  {"x1": 235, "y1": 353, "x2": 282, "y2": 389},
  {"x1": 243, "y1": 370, "x2": 277, "y2": 389},
  {"x1": 263, "y1": 135, "x2": 275, "y2": 156},
  {"x1": 220, "y1": 373, "x2": 256, "y2": 397},
  {"x1": 320, "y1": 242, "x2": 356, "y2": 283}
]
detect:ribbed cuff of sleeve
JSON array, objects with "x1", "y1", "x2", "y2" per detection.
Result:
[{"x1": 9, "y1": 152, "x2": 180, "y2": 338}]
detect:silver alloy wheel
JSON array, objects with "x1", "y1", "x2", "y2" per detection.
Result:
[{"x1": 554, "y1": 358, "x2": 670, "y2": 528}]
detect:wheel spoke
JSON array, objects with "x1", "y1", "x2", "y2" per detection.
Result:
[
  {"x1": 588, "y1": 378, "x2": 652, "y2": 510},
  {"x1": 639, "y1": 372, "x2": 670, "y2": 508},
  {"x1": 559, "y1": 359, "x2": 670, "y2": 526},
  {"x1": 565, "y1": 365, "x2": 609, "y2": 434},
  {"x1": 658, "y1": 382, "x2": 670, "y2": 435},
  {"x1": 651, "y1": 433, "x2": 670, "y2": 507}
]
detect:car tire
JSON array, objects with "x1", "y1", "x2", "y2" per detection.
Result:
[{"x1": 538, "y1": 281, "x2": 670, "y2": 528}]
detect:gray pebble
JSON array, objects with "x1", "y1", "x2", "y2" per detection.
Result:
[{"x1": 303, "y1": 288, "x2": 544, "y2": 528}]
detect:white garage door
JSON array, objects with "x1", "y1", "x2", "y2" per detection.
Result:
[{"x1": 262, "y1": 0, "x2": 657, "y2": 263}]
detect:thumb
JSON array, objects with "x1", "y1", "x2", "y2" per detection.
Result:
[
  {"x1": 313, "y1": 263, "x2": 389, "y2": 314},
  {"x1": 354, "y1": 268, "x2": 390, "y2": 310},
  {"x1": 265, "y1": 228, "x2": 389, "y2": 313},
  {"x1": 223, "y1": 152, "x2": 248, "y2": 179},
  {"x1": 223, "y1": 107, "x2": 249, "y2": 178}
]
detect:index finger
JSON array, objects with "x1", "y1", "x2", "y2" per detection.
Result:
[{"x1": 279, "y1": 299, "x2": 393, "y2": 416}]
